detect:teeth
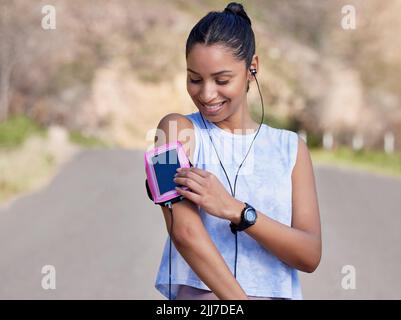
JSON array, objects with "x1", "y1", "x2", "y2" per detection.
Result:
[{"x1": 204, "y1": 101, "x2": 225, "y2": 110}]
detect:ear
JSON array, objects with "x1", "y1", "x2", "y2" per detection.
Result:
[{"x1": 248, "y1": 54, "x2": 259, "y2": 81}]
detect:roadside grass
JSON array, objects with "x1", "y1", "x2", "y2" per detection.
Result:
[
  {"x1": 1, "y1": 115, "x2": 400, "y2": 205},
  {"x1": 0, "y1": 115, "x2": 47, "y2": 148},
  {"x1": 0, "y1": 116, "x2": 109, "y2": 205},
  {"x1": 310, "y1": 147, "x2": 401, "y2": 179}
]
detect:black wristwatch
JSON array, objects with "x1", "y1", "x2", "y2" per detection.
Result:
[{"x1": 230, "y1": 202, "x2": 257, "y2": 234}]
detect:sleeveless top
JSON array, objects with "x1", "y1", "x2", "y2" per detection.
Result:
[{"x1": 155, "y1": 111, "x2": 302, "y2": 299}]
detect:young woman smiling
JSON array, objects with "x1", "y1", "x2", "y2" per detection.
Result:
[{"x1": 154, "y1": 2, "x2": 321, "y2": 300}]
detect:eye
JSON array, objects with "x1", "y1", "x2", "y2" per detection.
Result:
[
  {"x1": 189, "y1": 78, "x2": 202, "y2": 84},
  {"x1": 188, "y1": 78, "x2": 229, "y2": 85}
]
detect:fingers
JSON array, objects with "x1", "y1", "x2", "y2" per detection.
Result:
[
  {"x1": 175, "y1": 187, "x2": 201, "y2": 204},
  {"x1": 174, "y1": 167, "x2": 212, "y2": 206},
  {"x1": 177, "y1": 167, "x2": 209, "y2": 178},
  {"x1": 175, "y1": 170, "x2": 204, "y2": 186},
  {"x1": 174, "y1": 176, "x2": 203, "y2": 194}
]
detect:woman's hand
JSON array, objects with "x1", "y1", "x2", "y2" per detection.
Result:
[{"x1": 173, "y1": 167, "x2": 239, "y2": 221}]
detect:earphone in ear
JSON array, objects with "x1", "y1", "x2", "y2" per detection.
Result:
[{"x1": 250, "y1": 68, "x2": 257, "y2": 76}]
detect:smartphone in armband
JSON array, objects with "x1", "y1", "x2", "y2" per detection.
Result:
[{"x1": 144, "y1": 141, "x2": 192, "y2": 206}]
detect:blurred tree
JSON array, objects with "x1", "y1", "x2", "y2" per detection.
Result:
[
  {"x1": 0, "y1": 0, "x2": 39, "y2": 122},
  {"x1": 0, "y1": 1, "x2": 17, "y2": 121}
]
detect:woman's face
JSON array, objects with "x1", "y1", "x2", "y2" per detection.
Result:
[{"x1": 186, "y1": 43, "x2": 250, "y2": 122}]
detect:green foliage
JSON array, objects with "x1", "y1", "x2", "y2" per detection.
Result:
[
  {"x1": 69, "y1": 131, "x2": 108, "y2": 148},
  {"x1": 311, "y1": 147, "x2": 401, "y2": 178},
  {"x1": 264, "y1": 114, "x2": 294, "y2": 130},
  {"x1": 0, "y1": 116, "x2": 46, "y2": 148},
  {"x1": 250, "y1": 106, "x2": 298, "y2": 131},
  {"x1": 306, "y1": 132, "x2": 322, "y2": 149}
]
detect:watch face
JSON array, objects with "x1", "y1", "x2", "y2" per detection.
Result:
[{"x1": 244, "y1": 208, "x2": 257, "y2": 223}]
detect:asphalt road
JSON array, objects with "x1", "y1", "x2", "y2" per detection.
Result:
[{"x1": 0, "y1": 149, "x2": 400, "y2": 299}]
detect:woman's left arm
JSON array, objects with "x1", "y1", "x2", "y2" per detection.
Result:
[
  {"x1": 225, "y1": 137, "x2": 322, "y2": 273},
  {"x1": 174, "y1": 137, "x2": 322, "y2": 273}
]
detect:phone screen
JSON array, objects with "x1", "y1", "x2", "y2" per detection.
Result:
[{"x1": 151, "y1": 149, "x2": 181, "y2": 194}]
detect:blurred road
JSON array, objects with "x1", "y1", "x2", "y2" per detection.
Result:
[{"x1": 0, "y1": 149, "x2": 400, "y2": 299}]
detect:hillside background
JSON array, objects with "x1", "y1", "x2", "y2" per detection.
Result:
[
  {"x1": 1, "y1": 0, "x2": 400, "y2": 149},
  {"x1": 1, "y1": 0, "x2": 401, "y2": 300}
]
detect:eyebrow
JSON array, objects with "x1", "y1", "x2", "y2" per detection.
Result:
[{"x1": 187, "y1": 68, "x2": 233, "y2": 76}]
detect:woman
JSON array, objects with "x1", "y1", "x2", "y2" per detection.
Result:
[{"x1": 153, "y1": 2, "x2": 321, "y2": 300}]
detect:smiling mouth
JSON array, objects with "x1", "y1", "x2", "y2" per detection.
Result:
[{"x1": 201, "y1": 101, "x2": 227, "y2": 113}]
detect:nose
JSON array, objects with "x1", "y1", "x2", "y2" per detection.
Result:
[{"x1": 198, "y1": 82, "x2": 218, "y2": 104}]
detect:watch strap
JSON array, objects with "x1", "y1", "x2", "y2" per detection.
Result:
[{"x1": 230, "y1": 202, "x2": 255, "y2": 234}]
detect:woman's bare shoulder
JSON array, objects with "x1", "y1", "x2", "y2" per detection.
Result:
[
  {"x1": 155, "y1": 113, "x2": 196, "y2": 163},
  {"x1": 157, "y1": 113, "x2": 194, "y2": 131}
]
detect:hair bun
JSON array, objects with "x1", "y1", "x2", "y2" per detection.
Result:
[{"x1": 224, "y1": 2, "x2": 252, "y2": 26}]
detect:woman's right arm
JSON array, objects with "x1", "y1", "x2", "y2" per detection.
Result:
[{"x1": 154, "y1": 113, "x2": 247, "y2": 300}]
